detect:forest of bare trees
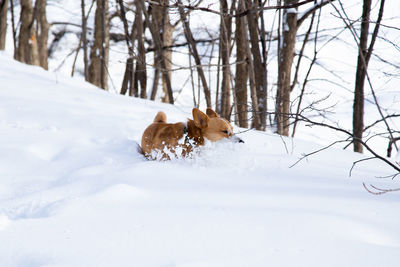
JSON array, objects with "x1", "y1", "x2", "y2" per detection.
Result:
[{"x1": 0, "y1": 0, "x2": 399, "y2": 164}]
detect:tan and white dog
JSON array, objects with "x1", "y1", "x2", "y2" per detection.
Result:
[{"x1": 140, "y1": 108, "x2": 243, "y2": 159}]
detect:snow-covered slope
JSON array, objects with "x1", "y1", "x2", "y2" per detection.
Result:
[{"x1": 1, "y1": 53, "x2": 399, "y2": 267}]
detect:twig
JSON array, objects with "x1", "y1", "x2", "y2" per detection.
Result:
[
  {"x1": 349, "y1": 157, "x2": 375, "y2": 177},
  {"x1": 143, "y1": 0, "x2": 328, "y2": 18},
  {"x1": 287, "y1": 113, "x2": 400, "y2": 173},
  {"x1": 363, "y1": 183, "x2": 400, "y2": 195},
  {"x1": 290, "y1": 139, "x2": 350, "y2": 168}
]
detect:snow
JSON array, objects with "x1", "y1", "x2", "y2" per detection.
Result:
[{"x1": 0, "y1": 52, "x2": 400, "y2": 266}]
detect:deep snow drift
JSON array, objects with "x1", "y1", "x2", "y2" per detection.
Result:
[{"x1": 0, "y1": 53, "x2": 400, "y2": 267}]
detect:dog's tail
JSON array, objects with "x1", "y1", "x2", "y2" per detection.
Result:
[{"x1": 153, "y1": 111, "x2": 167, "y2": 123}]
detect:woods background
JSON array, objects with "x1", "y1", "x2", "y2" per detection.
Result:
[{"x1": 0, "y1": 0, "x2": 399, "y2": 158}]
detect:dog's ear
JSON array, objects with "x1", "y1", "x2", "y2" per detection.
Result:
[
  {"x1": 192, "y1": 108, "x2": 209, "y2": 129},
  {"x1": 206, "y1": 108, "x2": 219, "y2": 118},
  {"x1": 153, "y1": 111, "x2": 167, "y2": 123}
]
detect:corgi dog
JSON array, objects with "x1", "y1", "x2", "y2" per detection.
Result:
[{"x1": 140, "y1": 108, "x2": 244, "y2": 159}]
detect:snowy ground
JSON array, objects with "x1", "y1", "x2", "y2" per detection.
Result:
[{"x1": 1, "y1": 53, "x2": 400, "y2": 267}]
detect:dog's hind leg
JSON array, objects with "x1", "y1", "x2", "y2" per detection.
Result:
[{"x1": 153, "y1": 111, "x2": 167, "y2": 123}]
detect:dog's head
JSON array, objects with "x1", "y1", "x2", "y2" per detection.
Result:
[{"x1": 192, "y1": 108, "x2": 244, "y2": 143}]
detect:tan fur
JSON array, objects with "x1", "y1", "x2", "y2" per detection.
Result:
[{"x1": 141, "y1": 108, "x2": 242, "y2": 159}]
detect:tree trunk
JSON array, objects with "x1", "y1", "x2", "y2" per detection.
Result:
[
  {"x1": 138, "y1": 0, "x2": 174, "y2": 103},
  {"x1": 81, "y1": 0, "x2": 89, "y2": 80},
  {"x1": 235, "y1": 1, "x2": 248, "y2": 128},
  {"x1": 15, "y1": 0, "x2": 39, "y2": 66},
  {"x1": 117, "y1": 0, "x2": 136, "y2": 96},
  {"x1": 35, "y1": 0, "x2": 49, "y2": 70},
  {"x1": 9, "y1": 0, "x2": 17, "y2": 52},
  {"x1": 353, "y1": 0, "x2": 371, "y2": 153},
  {"x1": 219, "y1": 0, "x2": 232, "y2": 120},
  {"x1": 160, "y1": 22, "x2": 175, "y2": 102},
  {"x1": 150, "y1": 0, "x2": 175, "y2": 103},
  {"x1": 161, "y1": 1, "x2": 175, "y2": 103},
  {"x1": 88, "y1": 0, "x2": 109, "y2": 90},
  {"x1": 150, "y1": 55, "x2": 160, "y2": 100},
  {"x1": 239, "y1": 0, "x2": 260, "y2": 129},
  {"x1": 258, "y1": 0, "x2": 268, "y2": 129},
  {"x1": 134, "y1": 0, "x2": 147, "y2": 98},
  {"x1": 177, "y1": 0, "x2": 212, "y2": 108},
  {"x1": 276, "y1": 0, "x2": 298, "y2": 136},
  {"x1": 0, "y1": 0, "x2": 9, "y2": 50},
  {"x1": 245, "y1": 0, "x2": 266, "y2": 130}
]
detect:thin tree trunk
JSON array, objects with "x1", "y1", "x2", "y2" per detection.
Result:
[
  {"x1": 150, "y1": 61, "x2": 160, "y2": 100},
  {"x1": 100, "y1": 0, "x2": 106, "y2": 89},
  {"x1": 276, "y1": 0, "x2": 298, "y2": 136},
  {"x1": 239, "y1": 0, "x2": 260, "y2": 128},
  {"x1": 0, "y1": 0, "x2": 9, "y2": 50},
  {"x1": 35, "y1": 0, "x2": 49, "y2": 70},
  {"x1": 138, "y1": 0, "x2": 174, "y2": 103},
  {"x1": 120, "y1": 57, "x2": 133, "y2": 95},
  {"x1": 245, "y1": 0, "x2": 265, "y2": 130},
  {"x1": 292, "y1": 10, "x2": 318, "y2": 137},
  {"x1": 353, "y1": 0, "x2": 371, "y2": 153},
  {"x1": 161, "y1": 1, "x2": 175, "y2": 102},
  {"x1": 219, "y1": 0, "x2": 232, "y2": 120},
  {"x1": 177, "y1": 0, "x2": 212, "y2": 108},
  {"x1": 150, "y1": 0, "x2": 175, "y2": 103},
  {"x1": 88, "y1": 0, "x2": 109, "y2": 90},
  {"x1": 9, "y1": 0, "x2": 17, "y2": 52},
  {"x1": 258, "y1": 0, "x2": 268, "y2": 128},
  {"x1": 117, "y1": 0, "x2": 136, "y2": 95},
  {"x1": 150, "y1": 0, "x2": 165, "y2": 101},
  {"x1": 81, "y1": 0, "x2": 89, "y2": 80},
  {"x1": 189, "y1": 41, "x2": 197, "y2": 107},
  {"x1": 215, "y1": 43, "x2": 221, "y2": 113},
  {"x1": 235, "y1": 0, "x2": 248, "y2": 128},
  {"x1": 134, "y1": 0, "x2": 147, "y2": 98}
]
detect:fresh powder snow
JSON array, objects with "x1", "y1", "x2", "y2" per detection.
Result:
[{"x1": 0, "y1": 52, "x2": 399, "y2": 267}]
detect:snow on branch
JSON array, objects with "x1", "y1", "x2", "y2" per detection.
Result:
[{"x1": 297, "y1": 0, "x2": 335, "y2": 27}]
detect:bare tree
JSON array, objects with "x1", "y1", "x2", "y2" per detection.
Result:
[
  {"x1": 15, "y1": 0, "x2": 39, "y2": 66},
  {"x1": 81, "y1": 0, "x2": 89, "y2": 80},
  {"x1": 352, "y1": 0, "x2": 371, "y2": 153},
  {"x1": 9, "y1": 0, "x2": 17, "y2": 52},
  {"x1": 118, "y1": 0, "x2": 136, "y2": 96},
  {"x1": 219, "y1": 0, "x2": 233, "y2": 120},
  {"x1": 245, "y1": 0, "x2": 266, "y2": 130},
  {"x1": 238, "y1": 0, "x2": 261, "y2": 129},
  {"x1": 177, "y1": 0, "x2": 212, "y2": 108},
  {"x1": 275, "y1": 0, "x2": 298, "y2": 136},
  {"x1": 35, "y1": 0, "x2": 49, "y2": 70},
  {"x1": 0, "y1": 0, "x2": 9, "y2": 50},
  {"x1": 12, "y1": 0, "x2": 49, "y2": 68},
  {"x1": 352, "y1": 0, "x2": 386, "y2": 153},
  {"x1": 150, "y1": 0, "x2": 177, "y2": 102},
  {"x1": 234, "y1": 0, "x2": 248, "y2": 128},
  {"x1": 134, "y1": 0, "x2": 147, "y2": 98},
  {"x1": 275, "y1": 0, "x2": 333, "y2": 136},
  {"x1": 88, "y1": 0, "x2": 110, "y2": 90},
  {"x1": 138, "y1": 0, "x2": 174, "y2": 103}
]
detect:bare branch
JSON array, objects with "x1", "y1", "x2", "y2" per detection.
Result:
[
  {"x1": 143, "y1": 0, "x2": 330, "y2": 18},
  {"x1": 363, "y1": 183, "x2": 400, "y2": 195},
  {"x1": 297, "y1": 0, "x2": 335, "y2": 28},
  {"x1": 290, "y1": 139, "x2": 351, "y2": 168},
  {"x1": 349, "y1": 157, "x2": 375, "y2": 177}
]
